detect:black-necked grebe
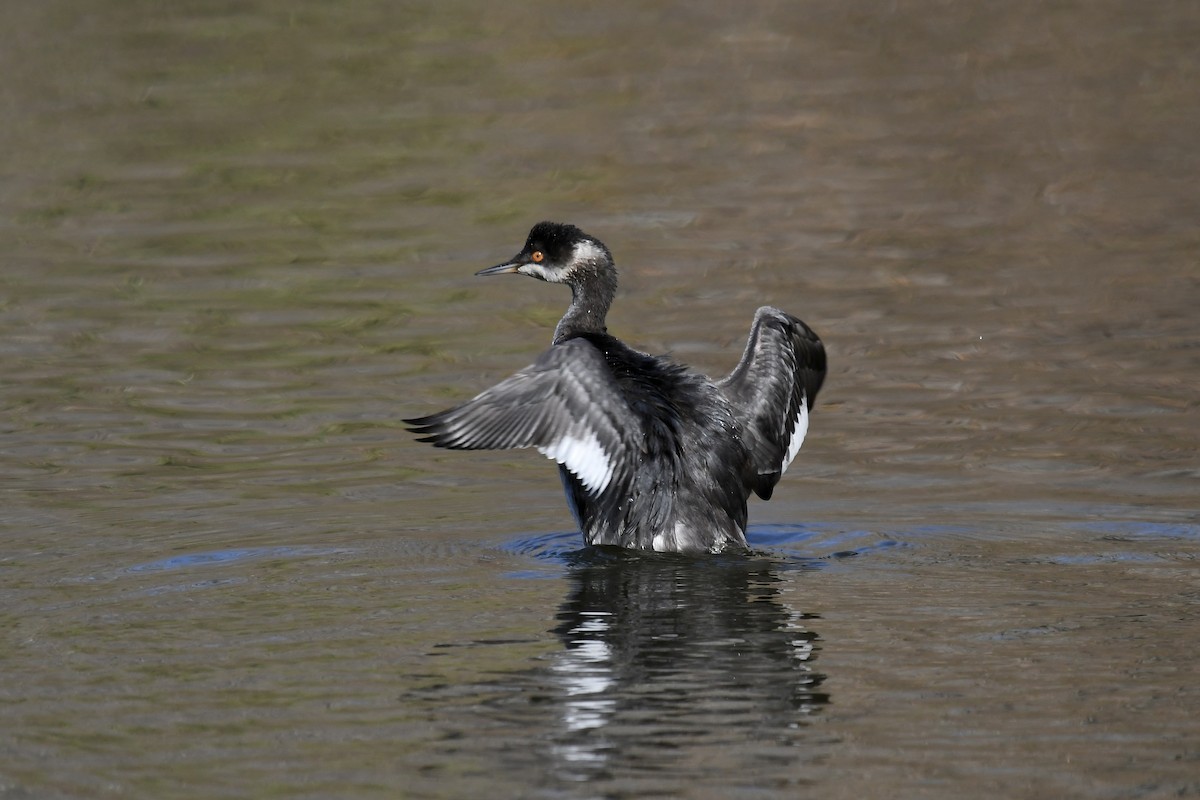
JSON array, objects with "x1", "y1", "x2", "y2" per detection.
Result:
[{"x1": 405, "y1": 222, "x2": 827, "y2": 553}]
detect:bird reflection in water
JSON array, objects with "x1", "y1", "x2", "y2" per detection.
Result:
[{"x1": 544, "y1": 548, "x2": 828, "y2": 783}]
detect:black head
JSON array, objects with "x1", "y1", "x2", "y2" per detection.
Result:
[{"x1": 476, "y1": 221, "x2": 612, "y2": 284}]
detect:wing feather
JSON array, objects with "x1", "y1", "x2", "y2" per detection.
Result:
[
  {"x1": 718, "y1": 306, "x2": 826, "y2": 500},
  {"x1": 405, "y1": 338, "x2": 636, "y2": 496}
]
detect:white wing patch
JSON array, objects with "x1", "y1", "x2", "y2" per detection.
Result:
[
  {"x1": 779, "y1": 391, "x2": 809, "y2": 475},
  {"x1": 536, "y1": 430, "x2": 614, "y2": 494}
]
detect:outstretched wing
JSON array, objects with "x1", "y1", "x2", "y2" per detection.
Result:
[
  {"x1": 717, "y1": 306, "x2": 826, "y2": 500},
  {"x1": 404, "y1": 337, "x2": 637, "y2": 496}
]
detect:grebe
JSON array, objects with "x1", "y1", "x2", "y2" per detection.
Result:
[{"x1": 405, "y1": 222, "x2": 826, "y2": 553}]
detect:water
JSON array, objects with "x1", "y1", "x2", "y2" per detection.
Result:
[{"x1": 2, "y1": 1, "x2": 1198, "y2": 798}]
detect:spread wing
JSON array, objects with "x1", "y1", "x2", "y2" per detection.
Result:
[
  {"x1": 717, "y1": 306, "x2": 826, "y2": 500},
  {"x1": 404, "y1": 337, "x2": 638, "y2": 496}
]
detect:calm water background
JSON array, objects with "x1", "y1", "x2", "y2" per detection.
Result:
[{"x1": 2, "y1": 2, "x2": 1198, "y2": 798}]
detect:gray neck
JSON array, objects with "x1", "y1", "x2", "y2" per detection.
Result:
[{"x1": 553, "y1": 268, "x2": 617, "y2": 344}]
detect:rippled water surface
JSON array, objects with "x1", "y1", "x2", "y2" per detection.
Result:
[{"x1": 3, "y1": 2, "x2": 1198, "y2": 798}]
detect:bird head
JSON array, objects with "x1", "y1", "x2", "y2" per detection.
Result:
[{"x1": 476, "y1": 221, "x2": 612, "y2": 284}]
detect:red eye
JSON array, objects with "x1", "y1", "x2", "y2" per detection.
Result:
[{"x1": 531, "y1": 251, "x2": 544, "y2": 263}]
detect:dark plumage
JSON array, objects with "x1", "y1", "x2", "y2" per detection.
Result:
[{"x1": 405, "y1": 222, "x2": 827, "y2": 553}]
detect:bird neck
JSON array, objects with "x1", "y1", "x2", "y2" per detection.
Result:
[{"x1": 553, "y1": 268, "x2": 617, "y2": 344}]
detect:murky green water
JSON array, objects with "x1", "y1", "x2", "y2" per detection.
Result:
[{"x1": 3, "y1": 1, "x2": 1197, "y2": 798}]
